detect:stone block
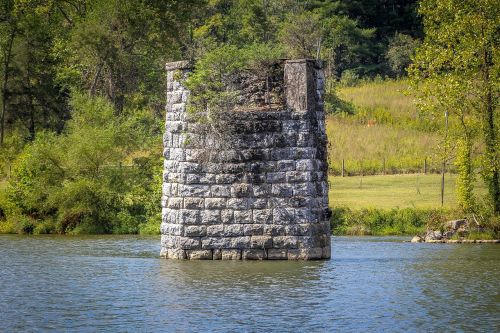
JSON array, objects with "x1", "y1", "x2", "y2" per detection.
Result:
[
  {"x1": 230, "y1": 236, "x2": 251, "y2": 248},
  {"x1": 243, "y1": 224, "x2": 264, "y2": 236},
  {"x1": 250, "y1": 199, "x2": 267, "y2": 209},
  {"x1": 170, "y1": 148, "x2": 185, "y2": 161},
  {"x1": 263, "y1": 224, "x2": 286, "y2": 236},
  {"x1": 201, "y1": 210, "x2": 221, "y2": 224},
  {"x1": 183, "y1": 197, "x2": 204, "y2": 209},
  {"x1": 242, "y1": 249, "x2": 266, "y2": 260},
  {"x1": 271, "y1": 184, "x2": 294, "y2": 198},
  {"x1": 234, "y1": 210, "x2": 252, "y2": 224},
  {"x1": 322, "y1": 246, "x2": 331, "y2": 259},
  {"x1": 161, "y1": 223, "x2": 183, "y2": 236},
  {"x1": 296, "y1": 159, "x2": 315, "y2": 171},
  {"x1": 287, "y1": 248, "x2": 322, "y2": 260},
  {"x1": 184, "y1": 225, "x2": 206, "y2": 237},
  {"x1": 298, "y1": 236, "x2": 321, "y2": 248},
  {"x1": 161, "y1": 235, "x2": 177, "y2": 248},
  {"x1": 250, "y1": 236, "x2": 273, "y2": 249},
  {"x1": 213, "y1": 249, "x2": 222, "y2": 260},
  {"x1": 185, "y1": 149, "x2": 209, "y2": 162},
  {"x1": 185, "y1": 173, "x2": 216, "y2": 184},
  {"x1": 221, "y1": 249, "x2": 241, "y2": 260},
  {"x1": 216, "y1": 174, "x2": 238, "y2": 184},
  {"x1": 221, "y1": 210, "x2": 234, "y2": 224},
  {"x1": 178, "y1": 184, "x2": 210, "y2": 197},
  {"x1": 295, "y1": 208, "x2": 315, "y2": 223},
  {"x1": 167, "y1": 197, "x2": 183, "y2": 209},
  {"x1": 266, "y1": 172, "x2": 286, "y2": 183},
  {"x1": 211, "y1": 185, "x2": 231, "y2": 197},
  {"x1": 231, "y1": 183, "x2": 252, "y2": 197},
  {"x1": 186, "y1": 250, "x2": 213, "y2": 260},
  {"x1": 205, "y1": 198, "x2": 227, "y2": 209},
  {"x1": 267, "y1": 249, "x2": 288, "y2": 260},
  {"x1": 224, "y1": 224, "x2": 244, "y2": 237},
  {"x1": 252, "y1": 184, "x2": 270, "y2": 198},
  {"x1": 227, "y1": 198, "x2": 249, "y2": 210},
  {"x1": 207, "y1": 224, "x2": 224, "y2": 237},
  {"x1": 201, "y1": 237, "x2": 231, "y2": 249},
  {"x1": 178, "y1": 209, "x2": 201, "y2": 225},
  {"x1": 273, "y1": 208, "x2": 295, "y2": 224},
  {"x1": 277, "y1": 160, "x2": 296, "y2": 171},
  {"x1": 293, "y1": 183, "x2": 316, "y2": 197},
  {"x1": 273, "y1": 236, "x2": 299, "y2": 249},
  {"x1": 178, "y1": 236, "x2": 201, "y2": 250},
  {"x1": 253, "y1": 209, "x2": 273, "y2": 224},
  {"x1": 286, "y1": 171, "x2": 312, "y2": 183},
  {"x1": 162, "y1": 208, "x2": 178, "y2": 224},
  {"x1": 167, "y1": 248, "x2": 186, "y2": 260}
]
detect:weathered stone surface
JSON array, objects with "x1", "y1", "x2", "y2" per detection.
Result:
[
  {"x1": 213, "y1": 249, "x2": 222, "y2": 260},
  {"x1": 242, "y1": 249, "x2": 266, "y2": 260},
  {"x1": 267, "y1": 249, "x2": 288, "y2": 260},
  {"x1": 273, "y1": 236, "x2": 299, "y2": 249},
  {"x1": 184, "y1": 197, "x2": 204, "y2": 209},
  {"x1": 445, "y1": 219, "x2": 467, "y2": 231},
  {"x1": 161, "y1": 59, "x2": 330, "y2": 260},
  {"x1": 221, "y1": 249, "x2": 241, "y2": 260},
  {"x1": 411, "y1": 235, "x2": 423, "y2": 243},
  {"x1": 287, "y1": 248, "x2": 322, "y2": 260},
  {"x1": 250, "y1": 236, "x2": 273, "y2": 249},
  {"x1": 186, "y1": 250, "x2": 213, "y2": 260},
  {"x1": 184, "y1": 225, "x2": 206, "y2": 237},
  {"x1": 167, "y1": 248, "x2": 187, "y2": 260}
]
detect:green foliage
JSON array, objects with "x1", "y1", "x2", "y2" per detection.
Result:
[
  {"x1": 279, "y1": 11, "x2": 322, "y2": 59},
  {"x1": 385, "y1": 33, "x2": 420, "y2": 77},
  {"x1": 330, "y1": 206, "x2": 454, "y2": 236},
  {"x1": 185, "y1": 43, "x2": 283, "y2": 119},
  {"x1": 5, "y1": 94, "x2": 161, "y2": 234},
  {"x1": 455, "y1": 137, "x2": 475, "y2": 212},
  {"x1": 409, "y1": 0, "x2": 500, "y2": 215}
]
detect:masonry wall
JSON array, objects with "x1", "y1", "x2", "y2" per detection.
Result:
[{"x1": 161, "y1": 59, "x2": 331, "y2": 260}]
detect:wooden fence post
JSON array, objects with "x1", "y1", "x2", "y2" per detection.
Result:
[
  {"x1": 424, "y1": 157, "x2": 427, "y2": 174},
  {"x1": 341, "y1": 159, "x2": 345, "y2": 177}
]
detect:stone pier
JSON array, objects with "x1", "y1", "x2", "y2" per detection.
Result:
[{"x1": 161, "y1": 59, "x2": 331, "y2": 260}]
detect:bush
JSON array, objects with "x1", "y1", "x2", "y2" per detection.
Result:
[
  {"x1": 331, "y1": 206, "x2": 456, "y2": 236},
  {"x1": 3, "y1": 94, "x2": 162, "y2": 234}
]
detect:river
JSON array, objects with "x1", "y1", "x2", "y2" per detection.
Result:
[{"x1": 0, "y1": 235, "x2": 498, "y2": 332}]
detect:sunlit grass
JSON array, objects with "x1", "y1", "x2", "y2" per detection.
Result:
[
  {"x1": 338, "y1": 79, "x2": 416, "y2": 119},
  {"x1": 329, "y1": 174, "x2": 487, "y2": 210},
  {"x1": 326, "y1": 117, "x2": 441, "y2": 175}
]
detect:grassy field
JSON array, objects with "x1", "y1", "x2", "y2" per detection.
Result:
[
  {"x1": 326, "y1": 80, "x2": 443, "y2": 176},
  {"x1": 329, "y1": 174, "x2": 487, "y2": 210},
  {"x1": 337, "y1": 79, "x2": 416, "y2": 119}
]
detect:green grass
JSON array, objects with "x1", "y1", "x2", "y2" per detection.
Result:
[
  {"x1": 337, "y1": 79, "x2": 416, "y2": 119},
  {"x1": 326, "y1": 79, "x2": 443, "y2": 176},
  {"x1": 329, "y1": 174, "x2": 487, "y2": 210}
]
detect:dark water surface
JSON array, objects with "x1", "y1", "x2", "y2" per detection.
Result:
[{"x1": 0, "y1": 235, "x2": 498, "y2": 332}]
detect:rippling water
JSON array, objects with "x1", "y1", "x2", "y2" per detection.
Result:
[{"x1": 0, "y1": 235, "x2": 498, "y2": 332}]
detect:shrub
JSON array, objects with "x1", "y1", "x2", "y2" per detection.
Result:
[
  {"x1": 330, "y1": 206, "x2": 456, "y2": 236},
  {"x1": 3, "y1": 94, "x2": 162, "y2": 234}
]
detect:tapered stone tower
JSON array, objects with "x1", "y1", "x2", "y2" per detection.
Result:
[{"x1": 161, "y1": 59, "x2": 331, "y2": 260}]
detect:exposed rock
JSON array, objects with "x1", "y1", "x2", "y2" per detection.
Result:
[
  {"x1": 411, "y1": 235, "x2": 423, "y2": 243},
  {"x1": 424, "y1": 230, "x2": 443, "y2": 242},
  {"x1": 445, "y1": 219, "x2": 467, "y2": 231}
]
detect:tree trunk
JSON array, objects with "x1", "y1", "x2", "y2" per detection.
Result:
[
  {"x1": 0, "y1": 28, "x2": 16, "y2": 146},
  {"x1": 483, "y1": 46, "x2": 499, "y2": 214}
]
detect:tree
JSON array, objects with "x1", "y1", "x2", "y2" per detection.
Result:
[
  {"x1": 385, "y1": 33, "x2": 420, "y2": 77},
  {"x1": 409, "y1": 0, "x2": 499, "y2": 214}
]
